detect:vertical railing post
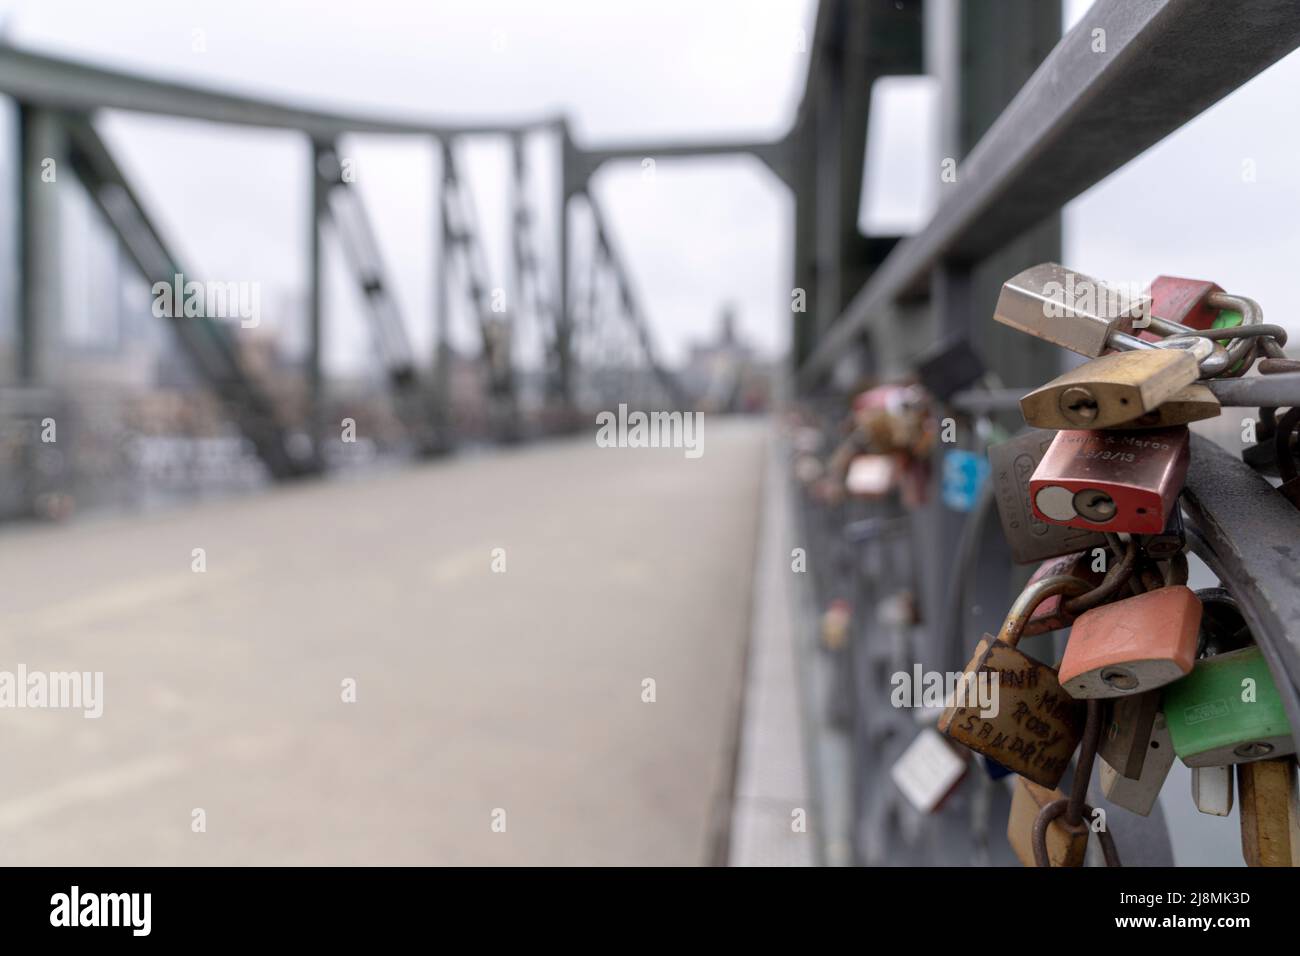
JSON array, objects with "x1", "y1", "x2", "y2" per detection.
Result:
[
  {"x1": 432, "y1": 137, "x2": 452, "y2": 448},
  {"x1": 18, "y1": 106, "x2": 64, "y2": 385},
  {"x1": 307, "y1": 139, "x2": 328, "y2": 462},
  {"x1": 556, "y1": 124, "x2": 575, "y2": 422}
]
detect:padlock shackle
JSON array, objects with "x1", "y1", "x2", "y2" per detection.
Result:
[{"x1": 998, "y1": 574, "x2": 1093, "y2": 648}]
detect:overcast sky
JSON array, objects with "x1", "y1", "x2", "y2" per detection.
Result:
[
  {"x1": 3, "y1": 0, "x2": 1299, "y2": 372},
  {"x1": 0, "y1": 0, "x2": 814, "y2": 373}
]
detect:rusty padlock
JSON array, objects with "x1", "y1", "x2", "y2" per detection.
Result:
[
  {"x1": 1058, "y1": 585, "x2": 1202, "y2": 699},
  {"x1": 1029, "y1": 426, "x2": 1190, "y2": 535},
  {"x1": 1007, "y1": 776, "x2": 1087, "y2": 867},
  {"x1": 1022, "y1": 550, "x2": 1106, "y2": 636},
  {"x1": 938, "y1": 575, "x2": 1087, "y2": 788}
]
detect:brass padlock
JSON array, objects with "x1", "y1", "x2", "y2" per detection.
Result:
[
  {"x1": 1020, "y1": 350, "x2": 1200, "y2": 430},
  {"x1": 820, "y1": 599, "x2": 851, "y2": 651},
  {"x1": 989, "y1": 429, "x2": 1107, "y2": 565},
  {"x1": 1007, "y1": 776, "x2": 1087, "y2": 867},
  {"x1": 1237, "y1": 757, "x2": 1300, "y2": 867},
  {"x1": 1103, "y1": 383, "x2": 1221, "y2": 430},
  {"x1": 1099, "y1": 690, "x2": 1160, "y2": 779},
  {"x1": 1058, "y1": 585, "x2": 1202, "y2": 698},
  {"x1": 938, "y1": 575, "x2": 1087, "y2": 788}
]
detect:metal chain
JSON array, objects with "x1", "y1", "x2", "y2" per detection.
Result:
[
  {"x1": 1060, "y1": 536, "x2": 1137, "y2": 616},
  {"x1": 1031, "y1": 700, "x2": 1123, "y2": 867}
]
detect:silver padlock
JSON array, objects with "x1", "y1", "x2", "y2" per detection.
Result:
[
  {"x1": 1100, "y1": 712, "x2": 1175, "y2": 816},
  {"x1": 994, "y1": 262, "x2": 1149, "y2": 357},
  {"x1": 890, "y1": 727, "x2": 968, "y2": 814},
  {"x1": 1191, "y1": 765, "x2": 1234, "y2": 817}
]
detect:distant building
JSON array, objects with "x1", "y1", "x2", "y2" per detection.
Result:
[{"x1": 682, "y1": 305, "x2": 771, "y2": 412}]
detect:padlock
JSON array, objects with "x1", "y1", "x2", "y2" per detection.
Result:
[
  {"x1": 1191, "y1": 765, "x2": 1234, "y2": 816},
  {"x1": 1143, "y1": 506, "x2": 1186, "y2": 560},
  {"x1": 1163, "y1": 645, "x2": 1297, "y2": 767},
  {"x1": 941, "y1": 448, "x2": 990, "y2": 513},
  {"x1": 1022, "y1": 550, "x2": 1106, "y2": 637},
  {"x1": 938, "y1": 575, "x2": 1087, "y2": 788},
  {"x1": 1007, "y1": 776, "x2": 1088, "y2": 867},
  {"x1": 1020, "y1": 350, "x2": 1199, "y2": 430},
  {"x1": 1099, "y1": 690, "x2": 1160, "y2": 779},
  {"x1": 1058, "y1": 585, "x2": 1201, "y2": 698},
  {"x1": 820, "y1": 599, "x2": 851, "y2": 652},
  {"x1": 994, "y1": 262, "x2": 1146, "y2": 357},
  {"x1": 1029, "y1": 426, "x2": 1189, "y2": 535},
  {"x1": 1100, "y1": 712, "x2": 1175, "y2": 816},
  {"x1": 1194, "y1": 587, "x2": 1252, "y2": 659},
  {"x1": 1102, "y1": 383, "x2": 1221, "y2": 430},
  {"x1": 1146, "y1": 275, "x2": 1224, "y2": 335},
  {"x1": 1237, "y1": 757, "x2": 1300, "y2": 866},
  {"x1": 915, "y1": 336, "x2": 986, "y2": 401},
  {"x1": 890, "y1": 727, "x2": 969, "y2": 813},
  {"x1": 845, "y1": 454, "x2": 896, "y2": 497},
  {"x1": 989, "y1": 429, "x2": 1106, "y2": 564}
]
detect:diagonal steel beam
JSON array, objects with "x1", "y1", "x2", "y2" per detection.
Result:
[
  {"x1": 583, "y1": 190, "x2": 689, "y2": 408},
  {"x1": 798, "y1": 0, "x2": 1300, "y2": 388},
  {"x1": 62, "y1": 114, "x2": 314, "y2": 480}
]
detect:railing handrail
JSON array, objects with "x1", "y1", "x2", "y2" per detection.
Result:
[{"x1": 797, "y1": 0, "x2": 1300, "y2": 389}]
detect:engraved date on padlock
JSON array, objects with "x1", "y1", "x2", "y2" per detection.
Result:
[{"x1": 1028, "y1": 426, "x2": 1190, "y2": 535}]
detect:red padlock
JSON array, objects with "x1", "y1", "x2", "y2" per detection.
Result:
[
  {"x1": 1140, "y1": 275, "x2": 1224, "y2": 342},
  {"x1": 1022, "y1": 550, "x2": 1105, "y2": 636},
  {"x1": 1028, "y1": 426, "x2": 1189, "y2": 535},
  {"x1": 1058, "y1": 585, "x2": 1202, "y2": 698}
]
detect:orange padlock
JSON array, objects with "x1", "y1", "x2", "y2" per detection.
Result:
[{"x1": 1058, "y1": 585, "x2": 1202, "y2": 699}]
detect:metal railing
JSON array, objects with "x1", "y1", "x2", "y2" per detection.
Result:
[
  {"x1": 787, "y1": 0, "x2": 1300, "y2": 867},
  {"x1": 0, "y1": 40, "x2": 784, "y2": 492}
]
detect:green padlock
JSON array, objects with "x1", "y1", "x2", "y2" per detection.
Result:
[
  {"x1": 1212, "y1": 309, "x2": 1246, "y2": 374},
  {"x1": 1163, "y1": 646, "x2": 1296, "y2": 767}
]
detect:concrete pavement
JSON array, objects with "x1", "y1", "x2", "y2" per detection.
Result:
[{"x1": 0, "y1": 419, "x2": 767, "y2": 865}]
